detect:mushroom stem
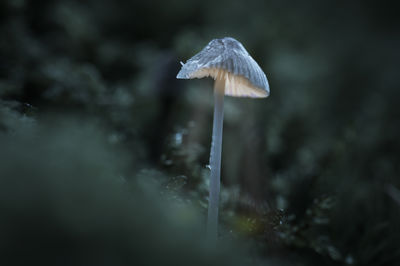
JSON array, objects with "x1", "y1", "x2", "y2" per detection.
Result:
[{"x1": 207, "y1": 78, "x2": 225, "y2": 243}]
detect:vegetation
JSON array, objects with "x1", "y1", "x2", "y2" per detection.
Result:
[{"x1": 0, "y1": 0, "x2": 399, "y2": 265}]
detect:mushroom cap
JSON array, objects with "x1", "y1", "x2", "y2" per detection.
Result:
[{"x1": 177, "y1": 37, "x2": 270, "y2": 98}]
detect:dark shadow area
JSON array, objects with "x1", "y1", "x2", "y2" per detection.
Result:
[{"x1": 0, "y1": 0, "x2": 399, "y2": 265}]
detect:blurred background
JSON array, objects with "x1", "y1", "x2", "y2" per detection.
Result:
[{"x1": 0, "y1": 0, "x2": 399, "y2": 265}]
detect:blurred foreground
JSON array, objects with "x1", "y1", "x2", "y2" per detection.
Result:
[{"x1": 1, "y1": 0, "x2": 399, "y2": 265}]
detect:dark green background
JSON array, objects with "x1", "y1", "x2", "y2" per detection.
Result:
[{"x1": 1, "y1": 0, "x2": 399, "y2": 265}]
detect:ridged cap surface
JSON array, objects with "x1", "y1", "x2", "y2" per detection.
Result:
[{"x1": 177, "y1": 37, "x2": 269, "y2": 98}]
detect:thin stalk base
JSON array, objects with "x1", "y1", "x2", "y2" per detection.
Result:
[{"x1": 207, "y1": 80, "x2": 225, "y2": 244}]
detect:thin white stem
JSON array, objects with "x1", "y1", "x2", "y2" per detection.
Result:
[{"x1": 207, "y1": 79, "x2": 225, "y2": 244}]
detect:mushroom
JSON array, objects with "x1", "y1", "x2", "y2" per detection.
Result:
[{"x1": 176, "y1": 37, "x2": 270, "y2": 243}]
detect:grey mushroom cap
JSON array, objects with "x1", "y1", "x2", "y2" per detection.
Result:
[{"x1": 177, "y1": 37, "x2": 270, "y2": 98}]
